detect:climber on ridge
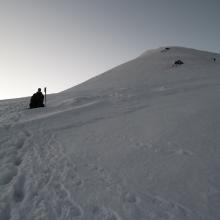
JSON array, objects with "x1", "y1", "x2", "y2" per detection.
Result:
[{"x1": 29, "y1": 88, "x2": 45, "y2": 109}]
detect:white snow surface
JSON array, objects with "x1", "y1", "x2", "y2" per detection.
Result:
[{"x1": 1, "y1": 47, "x2": 220, "y2": 220}]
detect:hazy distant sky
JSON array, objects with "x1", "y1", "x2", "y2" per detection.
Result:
[{"x1": 0, "y1": 0, "x2": 220, "y2": 100}]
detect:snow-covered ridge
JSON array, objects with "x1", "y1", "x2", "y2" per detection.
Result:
[
  {"x1": 63, "y1": 46, "x2": 220, "y2": 95},
  {"x1": 0, "y1": 47, "x2": 220, "y2": 220}
]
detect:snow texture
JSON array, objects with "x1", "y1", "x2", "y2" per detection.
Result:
[{"x1": 1, "y1": 46, "x2": 220, "y2": 220}]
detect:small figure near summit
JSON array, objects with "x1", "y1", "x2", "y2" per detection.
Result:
[
  {"x1": 174, "y1": 60, "x2": 184, "y2": 65},
  {"x1": 29, "y1": 88, "x2": 45, "y2": 109},
  {"x1": 161, "y1": 47, "x2": 170, "y2": 53}
]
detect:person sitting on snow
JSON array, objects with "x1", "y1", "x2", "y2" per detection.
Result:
[{"x1": 29, "y1": 88, "x2": 45, "y2": 109}]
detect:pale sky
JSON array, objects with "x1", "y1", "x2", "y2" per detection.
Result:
[{"x1": 0, "y1": 0, "x2": 220, "y2": 100}]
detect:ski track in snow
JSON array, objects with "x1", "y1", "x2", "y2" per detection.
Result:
[
  {"x1": 0, "y1": 127, "x2": 84, "y2": 219},
  {"x1": 0, "y1": 93, "x2": 197, "y2": 220},
  {"x1": 0, "y1": 106, "x2": 194, "y2": 220}
]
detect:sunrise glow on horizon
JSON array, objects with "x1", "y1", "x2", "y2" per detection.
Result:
[{"x1": 1, "y1": 0, "x2": 220, "y2": 100}]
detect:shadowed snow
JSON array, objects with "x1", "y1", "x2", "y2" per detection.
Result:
[{"x1": 0, "y1": 47, "x2": 220, "y2": 220}]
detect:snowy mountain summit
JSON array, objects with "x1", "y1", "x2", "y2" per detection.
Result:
[{"x1": 1, "y1": 47, "x2": 220, "y2": 220}]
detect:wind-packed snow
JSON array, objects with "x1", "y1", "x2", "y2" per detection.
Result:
[{"x1": 1, "y1": 47, "x2": 220, "y2": 220}]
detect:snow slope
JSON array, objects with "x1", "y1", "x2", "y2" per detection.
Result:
[{"x1": 1, "y1": 47, "x2": 220, "y2": 220}]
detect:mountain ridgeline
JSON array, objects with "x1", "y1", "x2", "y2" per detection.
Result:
[{"x1": 0, "y1": 47, "x2": 220, "y2": 220}]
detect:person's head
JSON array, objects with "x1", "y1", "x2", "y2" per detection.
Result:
[{"x1": 38, "y1": 88, "x2": 41, "y2": 92}]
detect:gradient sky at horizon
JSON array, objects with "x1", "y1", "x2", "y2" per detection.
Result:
[{"x1": 0, "y1": 0, "x2": 220, "y2": 100}]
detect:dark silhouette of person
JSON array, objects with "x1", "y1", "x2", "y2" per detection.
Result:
[{"x1": 29, "y1": 88, "x2": 45, "y2": 109}]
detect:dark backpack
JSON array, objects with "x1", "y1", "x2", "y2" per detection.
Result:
[{"x1": 30, "y1": 92, "x2": 44, "y2": 108}]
